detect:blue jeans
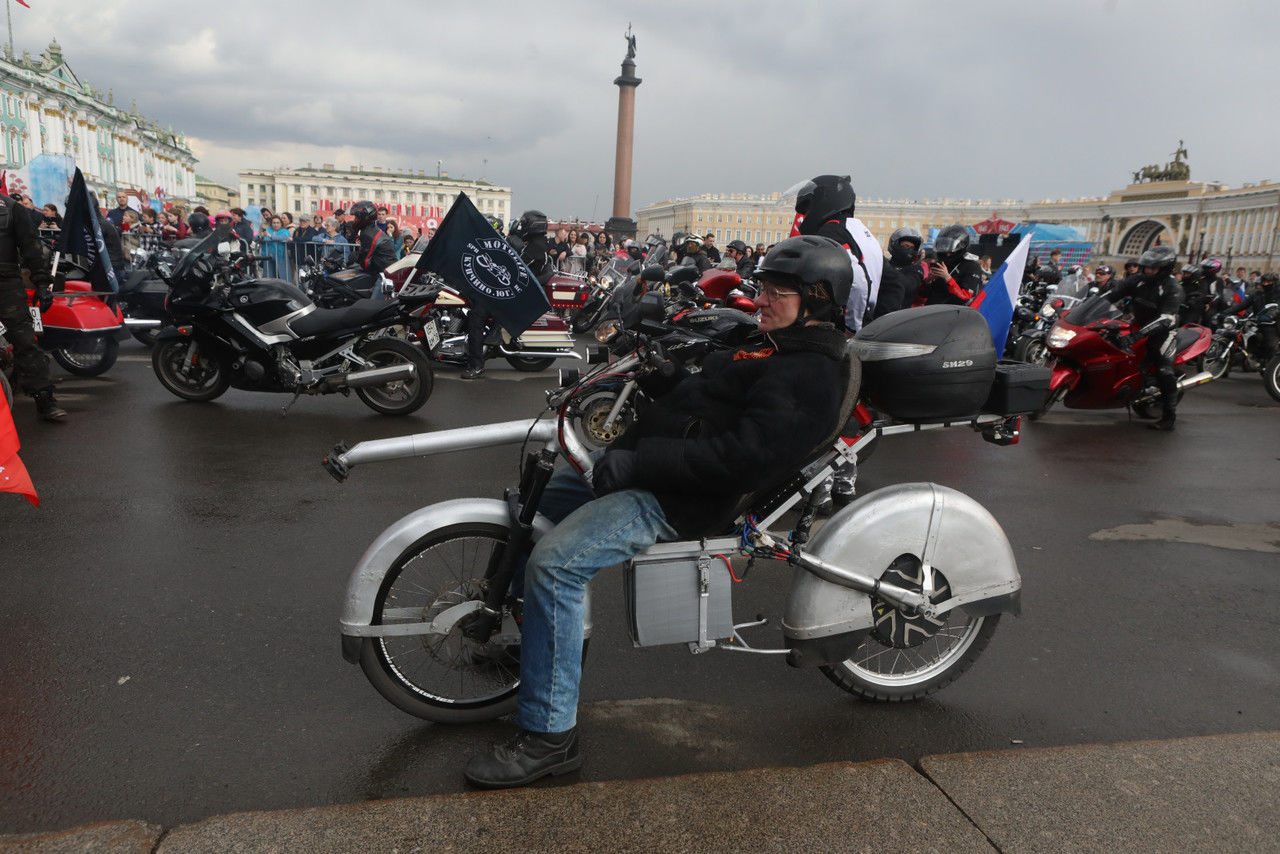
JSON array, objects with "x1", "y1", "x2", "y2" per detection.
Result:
[{"x1": 515, "y1": 463, "x2": 676, "y2": 733}]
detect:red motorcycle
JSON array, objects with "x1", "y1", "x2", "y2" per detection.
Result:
[
  {"x1": 1038, "y1": 293, "x2": 1214, "y2": 419},
  {"x1": 26, "y1": 274, "x2": 126, "y2": 377}
]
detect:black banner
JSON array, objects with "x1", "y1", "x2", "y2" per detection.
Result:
[
  {"x1": 415, "y1": 192, "x2": 549, "y2": 336},
  {"x1": 55, "y1": 168, "x2": 118, "y2": 293}
]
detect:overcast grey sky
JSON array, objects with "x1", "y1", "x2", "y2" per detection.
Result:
[{"x1": 15, "y1": 0, "x2": 1280, "y2": 218}]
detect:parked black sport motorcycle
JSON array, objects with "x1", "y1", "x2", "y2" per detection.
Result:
[{"x1": 151, "y1": 225, "x2": 435, "y2": 416}]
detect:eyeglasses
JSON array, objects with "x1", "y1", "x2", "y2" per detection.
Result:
[{"x1": 759, "y1": 283, "x2": 801, "y2": 301}]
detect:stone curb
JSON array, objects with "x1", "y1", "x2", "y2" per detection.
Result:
[{"x1": 4, "y1": 732, "x2": 1276, "y2": 853}]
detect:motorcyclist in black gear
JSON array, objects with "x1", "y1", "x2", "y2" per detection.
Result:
[
  {"x1": 882, "y1": 225, "x2": 924, "y2": 312},
  {"x1": 921, "y1": 224, "x2": 982, "y2": 306},
  {"x1": 1180, "y1": 259, "x2": 1218, "y2": 325},
  {"x1": 348, "y1": 201, "x2": 396, "y2": 277},
  {"x1": 795, "y1": 174, "x2": 869, "y2": 327},
  {"x1": 0, "y1": 193, "x2": 64, "y2": 421},
  {"x1": 462, "y1": 210, "x2": 551, "y2": 379},
  {"x1": 1092, "y1": 264, "x2": 1116, "y2": 294},
  {"x1": 724, "y1": 239, "x2": 755, "y2": 278},
  {"x1": 1104, "y1": 245, "x2": 1183, "y2": 431},
  {"x1": 679, "y1": 234, "x2": 712, "y2": 274},
  {"x1": 1226, "y1": 272, "x2": 1279, "y2": 360}
]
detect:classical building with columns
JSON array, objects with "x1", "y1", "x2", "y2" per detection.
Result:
[
  {"x1": 0, "y1": 38, "x2": 197, "y2": 203},
  {"x1": 638, "y1": 177, "x2": 1280, "y2": 272}
]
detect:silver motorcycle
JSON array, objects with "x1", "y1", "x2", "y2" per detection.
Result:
[{"x1": 325, "y1": 334, "x2": 1026, "y2": 723}]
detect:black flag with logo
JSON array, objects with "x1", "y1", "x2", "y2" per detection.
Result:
[
  {"x1": 56, "y1": 167, "x2": 118, "y2": 293},
  {"x1": 415, "y1": 192, "x2": 549, "y2": 336}
]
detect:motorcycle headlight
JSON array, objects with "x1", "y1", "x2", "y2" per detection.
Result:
[
  {"x1": 1046, "y1": 325, "x2": 1077, "y2": 349},
  {"x1": 600, "y1": 275, "x2": 614, "y2": 290},
  {"x1": 595, "y1": 320, "x2": 620, "y2": 343},
  {"x1": 1040, "y1": 303, "x2": 1057, "y2": 319}
]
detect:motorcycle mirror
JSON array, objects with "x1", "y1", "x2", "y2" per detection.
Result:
[{"x1": 640, "y1": 265, "x2": 665, "y2": 283}]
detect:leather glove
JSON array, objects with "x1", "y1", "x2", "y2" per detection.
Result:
[
  {"x1": 36, "y1": 284, "x2": 53, "y2": 313},
  {"x1": 1114, "y1": 334, "x2": 1135, "y2": 351},
  {"x1": 592, "y1": 450, "x2": 637, "y2": 496}
]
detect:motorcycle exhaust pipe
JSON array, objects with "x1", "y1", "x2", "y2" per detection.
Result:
[
  {"x1": 123, "y1": 318, "x2": 163, "y2": 328},
  {"x1": 332, "y1": 364, "x2": 416, "y2": 390},
  {"x1": 500, "y1": 349, "x2": 585, "y2": 361},
  {"x1": 1176, "y1": 370, "x2": 1214, "y2": 390}
]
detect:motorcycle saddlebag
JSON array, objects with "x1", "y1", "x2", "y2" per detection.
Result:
[
  {"x1": 623, "y1": 540, "x2": 735, "y2": 647},
  {"x1": 984, "y1": 360, "x2": 1051, "y2": 415},
  {"x1": 852, "y1": 306, "x2": 996, "y2": 421}
]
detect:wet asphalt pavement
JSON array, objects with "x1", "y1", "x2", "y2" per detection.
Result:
[{"x1": 1, "y1": 342, "x2": 1278, "y2": 834}]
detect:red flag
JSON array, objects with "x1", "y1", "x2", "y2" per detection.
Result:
[
  {"x1": 0, "y1": 392, "x2": 38, "y2": 506},
  {"x1": 0, "y1": 171, "x2": 7, "y2": 195},
  {"x1": 15, "y1": 0, "x2": 30, "y2": 8}
]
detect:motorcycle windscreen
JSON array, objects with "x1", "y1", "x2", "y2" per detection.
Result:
[
  {"x1": 168, "y1": 222, "x2": 236, "y2": 286},
  {"x1": 1061, "y1": 294, "x2": 1123, "y2": 327}
]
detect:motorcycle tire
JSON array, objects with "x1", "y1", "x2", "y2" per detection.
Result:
[
  {"x1": 1264, "y1": 354, "x2": 1280, "y2": 403},
  {"x1": 1029, "y1": 386, "x2": 1063, "y2": 421},
  {"x1": 1, "y1": 370, "x2": 11, "y2": 409},
  {"x1": 131, "y1": 326, "x2": 162, "y2": 348},
  {"x1": 51, "y1": 335, "x2": 119, "y2": 377},
  {"x1": 1013, "y1": 335, "x2": 1048, "y2": 366},
  {"x1": 354, "y1": 338, "x2": 434, "y2": 416},
  {"x1": 152, "y1": 338, "x2": 230, "y2": 402},
  {"x1": 821, "y1": 612, "x2": 1001, "y2": 702},
  {"x1": 504, "y1": 354, "x2": 556, "y2": 372},
  {"x1": 360, "y1": 521, "x2": 532, "y2": 723}
]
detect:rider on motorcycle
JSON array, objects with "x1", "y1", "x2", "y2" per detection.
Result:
[
  {"x1": 1104, "y1": 245, "x2": 1183, "y2": 431},
  {"x1": 348, "y1": 201, "x2": 396, "y2": 277},
  {"x1": 921, "y1": 225, "x2": 982, "y2": 306},
  {"x1": 1092, "y1": 264, "x2": 1116, "y2": 294},
  {"x1": 885, "y1": 226, "x2": 924, "y2": 312},
  {"x1": 680, "y1": 234, "x2": 713, "y2": 273},
  {"x1": 463, "y1": 235, "x2": 854, "y2": 789},
  {"x1": 1227, "y1": 272, "x2": 1279, "y2": 359},
  {"x1": 724, "y1": 239, "x2": 755, "y2": 278}
]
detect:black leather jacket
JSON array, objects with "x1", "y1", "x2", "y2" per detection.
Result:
[{"x1": 354, "y1": 223, "x2": 396, "y2": 275}]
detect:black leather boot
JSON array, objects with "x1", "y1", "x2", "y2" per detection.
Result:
[
  {"x1": 32, "y1": 389, "x2": 67, "y2": 422},
  {"x1": 464, "y1": 728, "x2": 580, "y2": 789}
]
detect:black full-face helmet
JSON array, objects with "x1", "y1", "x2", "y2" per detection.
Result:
[
  {"x1": 349, "y1": 200, "x2": 378, "y2": 230},
  {"x1": 795, "y1": 174, "x2": 855, "y2": 234},
  {"x1": 1137, "y1": 245, "x2": 1177, "y2": 282},
  {"x1": 933, "y1": 224, "x2": 971, "y2": 267},
  {"x1": 755, "y1": 234, "x2": 853, "y2": 326},
  {"x1": 888, "y1": 226, "x2": 923, "y2": 264},
  {"x1": 512, "y1": 209, "x2": 547, "y2": 240},
  {"x1": 1036, "y1": 265, "x2": 1061, "y2": 285},
  {"x1": 1200, "y1": 258, "x2": 1223, "y2": 278}
]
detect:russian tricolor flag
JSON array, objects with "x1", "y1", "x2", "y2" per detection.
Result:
[{"x1": 970, "y1": 234, "x2": 1032, "y2": 356}]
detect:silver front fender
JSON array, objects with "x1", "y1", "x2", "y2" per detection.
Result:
[
  {"x1": 339, "y1": 498, "x2": 591, "y2": 650},
  {"x1": 783, "y1": 482, "x2": 1020, "y2": 641}
]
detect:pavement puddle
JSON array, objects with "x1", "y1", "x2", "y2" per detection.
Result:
[
  {"x1": 1090, "y1": 516, "x2": 1280, "y2": 554},
  {"x1": 583, "y1": 697, "x2": 738, "y2": 758}
]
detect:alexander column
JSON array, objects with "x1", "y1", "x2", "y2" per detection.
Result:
[{"x1": 606, "y1": 26, "x2": 641, "y2": 242}]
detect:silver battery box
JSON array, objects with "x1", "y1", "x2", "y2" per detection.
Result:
[{"x1": 624, "y1": 538, "x2": 738, "y2": 648}]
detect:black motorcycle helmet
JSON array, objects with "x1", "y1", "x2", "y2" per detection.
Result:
[
  {"x1": 511, "y1": 209, "x2": 547, "y2": 240},
  {"x1": 1094, "y1": 264, "x2": 1115, "y2": 278},
  {"x1": 1260, "y1": 272, "x2": 1278, "y2": 290},
  {"x1": 726, "y1": 239, "x2": 749, "y2": 254},
  {"x1": 1124, "y1": 257, "x2": 1140, "y2": 273},
  {"x1": 888, "y1": 226, "x2": 923, "y2": 264},
  {"x1": 933, "y1": 224, "x2": 971, "y2": 267},
  {"x1": 187, "y1": 212, "x2": 211, "y2": 236},
  {"x1": 1199, "y1": 258, "x2": 1223, "y2": 278},
  {"x1": 1137, "y1": 245, "x2": 1177, "y2": 283},
  {"x1": 795, "y1": 174, "x2": 855, "y2": 234},
  {"x1": 1036, "y1": 265, "x2": 1061, "y2": 285},
  {"x1": 485, "y1": 214, "x2": 504, "y2": 234},
  {"x1": 755, "y1": 235, "x2": 853, "y2": 327},
  {"x1": 349, "y1": 200, "x2": 378, "y2": 231}
]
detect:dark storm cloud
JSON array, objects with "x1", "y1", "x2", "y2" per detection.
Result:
[{"x1": 16, "y1": 0, "x2": 1280, "y2": 217}]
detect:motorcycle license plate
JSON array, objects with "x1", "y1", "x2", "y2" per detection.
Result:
[
  {"x1": 28, "y1": 307, "x2": 42, "y2": 333},
  {"x1": 423, "y1": 319, "x2": 441, "y2": 350}
]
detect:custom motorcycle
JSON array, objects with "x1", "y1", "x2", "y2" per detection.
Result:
[
  {"x1": 1038, "y1": 292, "x2": 1215, "y2": 418},
  {"x1": 325, "y1": 296, "x2": 1036, "y2": 723},
  {"x1": 151, "y1": 224, "x2": 435, "y2": 416}
]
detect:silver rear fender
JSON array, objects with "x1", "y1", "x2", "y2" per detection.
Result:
[{"x1": 782, "y1": 482, "x2": 1020, "y2": 642}]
